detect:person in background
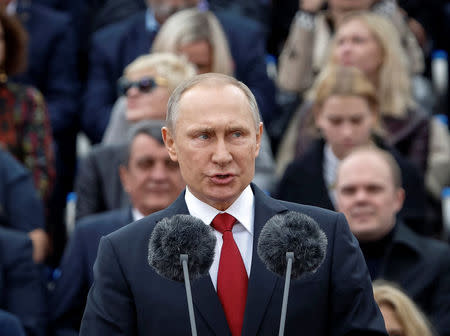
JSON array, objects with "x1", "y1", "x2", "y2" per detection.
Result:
[
  {"x1": 276, "y1": 66, "x2": 427, "y2": 235},
  {"x1": 50, "y1": 121, "x2": 186, "y2": 336},
  {"x1": 1, "y1": 0, "x2": 80, "y2": 264},
  {"x1": 151, "y1": 8, "x2": 233, "y2": 76},
  {"x1": 0, "y1": 9, "x2": 55, "y2": 204},
  {"x1": 373, "y1": 280, "x2": 435, "y2": 336},
  {"x1": 335, "y1": 147, "x2": 450, "y2": 335},
  {"x1": 102, "y1": 53, "x2": 197, "y2": 144},
  {"x1": 0, "y1": 226, "x2": 47, "y2": 336}
]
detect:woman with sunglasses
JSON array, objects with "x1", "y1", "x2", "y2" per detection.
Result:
[{"x1": 102, "y1": 52, "x2": 197, "y2": 144}]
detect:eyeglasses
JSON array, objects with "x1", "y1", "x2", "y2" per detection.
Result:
[{"x1": 117, "y1": 76, "x2": 168, "y2": 96}]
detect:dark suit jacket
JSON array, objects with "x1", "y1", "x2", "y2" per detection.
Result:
[
  {"x1": 275, "y1": 138, "x2": 429, "y2": 235},
  {"x1": 74, "y1": 144, "x2": 129, "y2": 220},
  {"x1": 0, "y1": 227, "x2": 47, "y2": 336},
  {"x1": 0, "y1": 150, "x2": 45, "y2": 232},
  {"x1": 80, "y1": 185, "x2": 387, "y2": 335},
  {"x1": 81, "y1": 10, "x2": 275, "y2": 143},
  {"x1": 378, "y1": 222, "x2": 450, "y2": 336},
  {"x1": 51, "y1": 208, "x2": 133, "y2": 334}
]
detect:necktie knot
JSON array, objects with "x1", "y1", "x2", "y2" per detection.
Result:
[{"x1": 211, "y1": 213, "x2": 237, "y2": 234}]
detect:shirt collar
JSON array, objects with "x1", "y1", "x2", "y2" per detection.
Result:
[
  {"x1": 6, "y1": 1, "x2": 17, "y2": 15},
  {"x1": 132, "y1": 208, "x2": 145, "y2": 222},
  {"x1": 145, "y1": 1, "x2": 209, "y2": 32},
  {"x1": 185, "y1": 185, "x2": 254, "y2": 235},
  {"x1": 145, "y1": 8, "x2": 160, "y2": 33}
]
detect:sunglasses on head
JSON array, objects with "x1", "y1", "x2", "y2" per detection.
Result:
[{"x1": 117, "y1": 76, "x2": 168, "y2": 96}]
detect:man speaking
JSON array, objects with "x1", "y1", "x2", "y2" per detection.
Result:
[{"x1": 80, "y1": 74, "x2": 387, "y2": 335}]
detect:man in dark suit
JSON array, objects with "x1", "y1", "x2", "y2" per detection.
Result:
[
  {"x1": 0, "y1": 227, "x2": 47, "y2": 336},
  {"x1": 81, "y1": 0, "x2": 275, "y2": 144},
  {"x1": 335, "y1": 146, "x2": 450, "y2": 336},
  {"x1": 80, "y1": 73, "x2": 387, "y2": 335},
  {"x1": 51, "y1": 121, "x2": 185, "y2": 335}
]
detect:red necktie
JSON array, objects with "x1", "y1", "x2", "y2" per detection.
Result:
[{"x1": 211, "y1": 213, "x2": 248, "y2": 336}]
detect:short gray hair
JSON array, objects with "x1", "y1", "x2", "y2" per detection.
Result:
[
  {"x1": 123, "y1": 120, "x2": 166, "y2": 165},
  {"x1": 166, "y1": 73, "x2": 261, "y2": 133}
]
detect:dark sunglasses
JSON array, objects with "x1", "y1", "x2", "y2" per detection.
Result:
[{"x1": 117, "y1": 76, "x2": 168, "y2": 96}]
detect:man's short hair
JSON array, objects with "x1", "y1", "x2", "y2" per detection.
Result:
[
  {"x1": 122, "y1": 120, "x2": 166, "y2": 166},
  {"x1": 339, "y1": 146, "x2": 403, "y2": 189},
  {"x1": 166, "y1": 73, "x2": 261, "y2": 133}
]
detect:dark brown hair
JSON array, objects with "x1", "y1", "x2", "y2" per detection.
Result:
[{"x1": 0, "y1": 10, "x2": 27, "y2": 75}]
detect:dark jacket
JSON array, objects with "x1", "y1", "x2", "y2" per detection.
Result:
[
  {"x1": 80, "y1": 185, "x2": 387, "y2": 335},
  {"x1": 0, "y1": 227, "x2": 47, "y2": 336},
  {"x1": 377, "y1": 222, "x2": 450, "y2": 336},
  {"x1": 50, "y1": 208, "x2": 133, "y2": 334}
]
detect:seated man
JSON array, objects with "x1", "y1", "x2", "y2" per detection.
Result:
[
  {"x1": 335, "y1": 146, "x2": 450, "y2": 336},
  {"x1": 0, "y1": 227, "x2": 47, "y2": 336},
  {"x1": 50, "y1": 121, "x2": 186, "y2": 335}
]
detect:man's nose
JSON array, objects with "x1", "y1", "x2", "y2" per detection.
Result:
[
  {"x1": 149, "y1": 162, "x2": 169, "y2": 180},
  {"x1": 211, "y1": 139, "x2": 232, "y2": 166}
]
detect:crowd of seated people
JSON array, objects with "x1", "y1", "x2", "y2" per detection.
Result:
[{"x1": 0, "y1": 0, "x2": 449, "y2": 335}]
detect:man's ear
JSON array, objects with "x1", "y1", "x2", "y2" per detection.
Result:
[
  {"x1": 162, "y1": 126, "x2": 178, "y2": 162},
  {"x1": 254, "y1": 122, "x2": 263, "y2": 157},
  {"x1": 394, "y1": 187, "x2": 406, "y2": 213}
]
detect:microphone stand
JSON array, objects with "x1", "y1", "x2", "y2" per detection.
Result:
[
  {"x1": 279, "y1": 252, "x2": 294, "y2": 336},
  {"x1": 180, "y1": 254, "x2": 198, "y2": 336}
]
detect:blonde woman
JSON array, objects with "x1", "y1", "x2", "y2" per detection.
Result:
[
  {"x1": 102, "y1": 52, "x2": 197, "y2": 144},
  {"x1": 373, "y1": 281, "x2": 435, "y2": 336},
  {"x1": 152, "y1": 8, "x2": 233, "y2": 75}
]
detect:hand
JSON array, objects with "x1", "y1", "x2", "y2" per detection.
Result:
[
  {"x1": 300, "y1": 0, "x2": 326, "y2": 13},
  {"x1": 28, "y1": 228, "x2": 50, "y2": 263}
]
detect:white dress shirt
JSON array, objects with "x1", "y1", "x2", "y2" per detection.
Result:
[
  {"x1": 323, "y1": 144, "x2": 340, "y2": 207},
  {"x1": 132, "y1": 208, "x2": 145, "y2": 222},
  {"x1": 185, "y1": 185, "x2": 254, "y2": 290}
]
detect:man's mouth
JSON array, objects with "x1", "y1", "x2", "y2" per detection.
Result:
[{"x1": 210, "y1": 174, "x2": 234, "y2": 184}]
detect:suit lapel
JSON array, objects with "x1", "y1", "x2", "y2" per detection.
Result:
[{"x1": 242, "y1": 186, "x2": 288, "y2": 336}]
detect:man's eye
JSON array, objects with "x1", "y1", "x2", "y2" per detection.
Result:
[
  {"x1": 232, "y1": 131, "x2": 242, "y2": 138},
  {"x1": 198, "y1": 134, "x2": 209, "y2": 140}
]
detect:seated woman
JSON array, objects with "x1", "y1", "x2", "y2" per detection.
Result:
[
  {"x1": 151, "y1": 7, "x2": 234, "y2": 76},
  {"x1": 373, "y1": 280, "x2": 435, "y2": 336},
  {"x1": 0, "y1": 10, "x2": 55, "y2": 203},
  {"x1": 0, "y1": 10, "x2": 54, "y2": 262},
  {"x1": 275, "y1": 65, "x2": 428, "y2": 235}
]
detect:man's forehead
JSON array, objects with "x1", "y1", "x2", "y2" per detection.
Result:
[{"x1": 338, "y1": 154, "x2": 394, "y2": 186}]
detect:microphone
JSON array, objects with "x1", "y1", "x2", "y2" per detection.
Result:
[
  {"x1": 257, "y1": 211, "x2": 328, "y2": 335},
  {"x1": 148, "y1": 214, "x2": 216, "y2": 336}
]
